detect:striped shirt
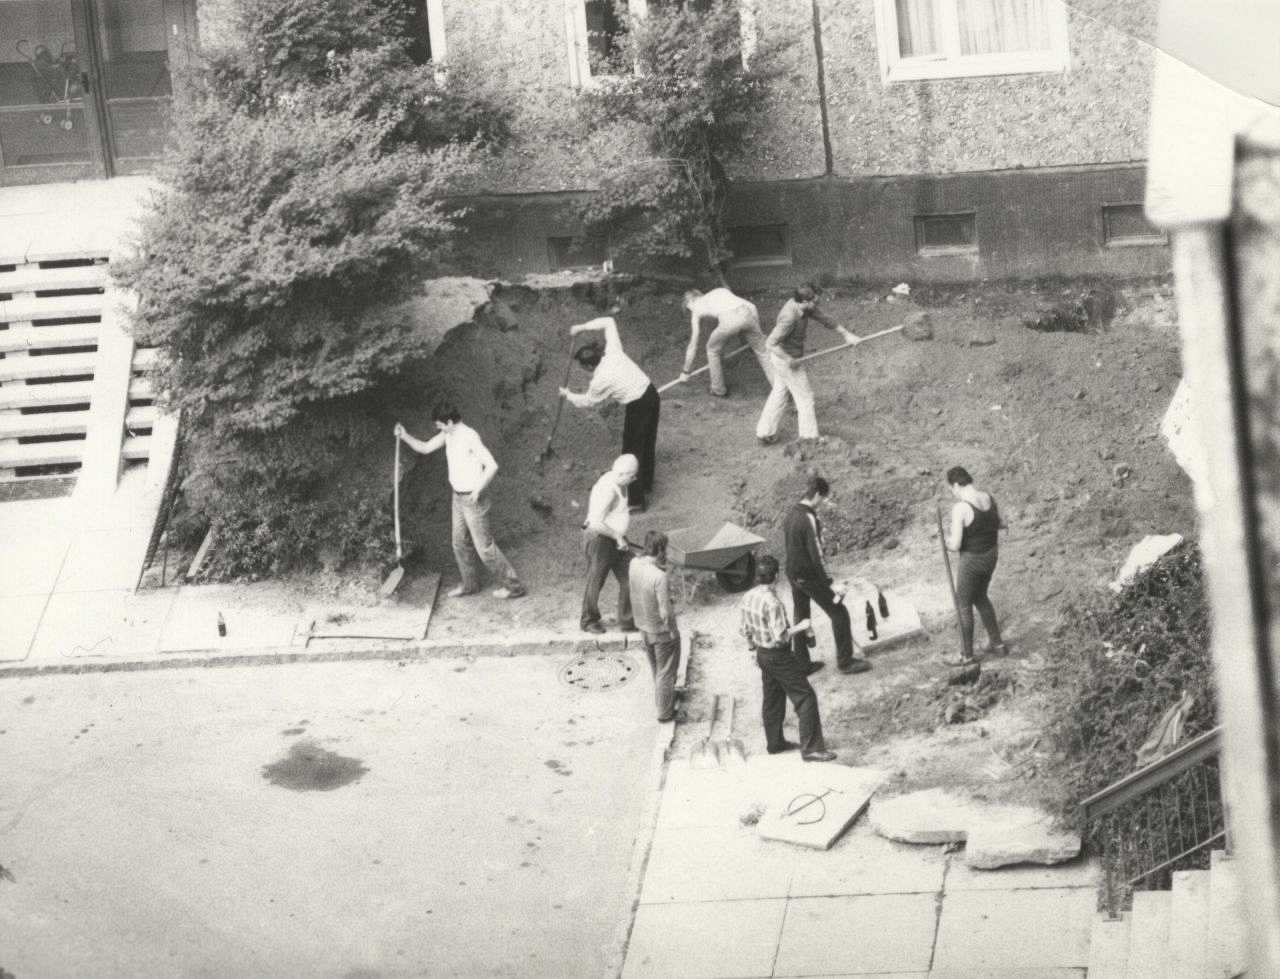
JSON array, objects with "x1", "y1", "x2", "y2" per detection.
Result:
[{"x1": 739, "y1": 584, "x2": 791, "y2": 649}]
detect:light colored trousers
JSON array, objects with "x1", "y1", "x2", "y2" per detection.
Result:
[
  {"x1": 756, "y1": 351, "x2": 819, "y2": 440},
  {"x1": 706, "y1": 306, "x2": 773, "y2": 396},
  {"x1": 451, "y1": 492, "x2": 521, "y2": 592},
  {"x1": 641, "y1": 631, "x2": 680, "y2": 721}
]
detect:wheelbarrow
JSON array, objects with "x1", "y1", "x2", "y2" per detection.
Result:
[{"x1": 665, "y1": 521, "x2": 765, "y2": 594}]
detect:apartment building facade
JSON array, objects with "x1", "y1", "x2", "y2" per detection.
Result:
[{"x1": 0, "y1": 0, "x2": 1168, "y2": 283}]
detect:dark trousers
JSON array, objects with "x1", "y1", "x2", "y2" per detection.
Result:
[
  {"x1": 580, "y1": 531, "x2": 635, "y2": 629},
  {"x1": 956, "y1": 548, "x2": 1002, "y2": 658},
  {"x1": 756, "y1": 644, "x2": 826, "y2": 755},
  {"x1": 791, "y1": 579, "x2": 855, "y2": 668},
  {"x1": 622, "y1": 384, "x2": 660, "y2": 507}
]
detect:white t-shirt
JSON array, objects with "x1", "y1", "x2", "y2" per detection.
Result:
[
  {"x1": 422, "y1": 422, "x2": 497, "y2": 493},
  {"x1": 586, "y1": 471, "x2": 630, "y2": 537}
]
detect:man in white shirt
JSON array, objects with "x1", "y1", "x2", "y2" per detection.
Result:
[
  {"x1": 580, "y1": 454, "x2": 640, "y2": 634},
  {"x1": 678, "y1": 287, "x2": 773, "y2": 397},
  {"x1": 394, "y1": 402, "x2": 526, "y2": 600},
  {"x1": 560, "y1": 316, "x2": 660, "y2": 511}
]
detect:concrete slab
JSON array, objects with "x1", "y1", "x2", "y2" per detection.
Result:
[
  {"x1": 653, "y1": 759, "x2": 760, "y2": 831},
  {"x1": 932, "y1": 886, "x2": 1095, "y2": 972},
  {"x1": 0, "y1": 594, "x2": 46, "y2": 663},
  {"x1": 757, "y1": 765, "x2": 886, "y2": 850},
  {"x1": 622, "y1": 898, "x2": 786, "y2": 979},
  {"x1": 26, "y1": 588, "x2": 176, "y2": 662},
  {"x1": 1207, "y1": 850, "x2": 1247, "y2": 978},
  {"x1": 773, "y1": 893, "x2": 938, "y2": 976},
  {"x1": 929, "y1": 971, "x2": 1087, "y2": 978},
  {"x1": 787, "y1": 822, "x2": 949, "y2": 897},
  {"x1": 963, "y1": 818, "x2": 1082, "y2": 869},
  {"x1": 0, "y1": 531, "x2": 70, "y2": 597},
  {"x1": 639, "y1": 823, "x2": 794, "y2": 903},
  {"x1": 845, "y1": 581, "x2": 927, "y2": 652},
  {"x1": 869, "y1": 787, "x2": 972, "y2": 843},
  {"x1": 53, "y1": 527, "x2": 150, "y2": 593},
  {"x1": 160, "y1": 587, "x2": 302, "y2": 653},
  {"x1": 946, "y1": 856, "x2": 1101, "y2": 892}
]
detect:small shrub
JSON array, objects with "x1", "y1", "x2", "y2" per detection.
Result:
[{"x1": 1041, "y1": 541, "x2": 1215, "y2": 818}]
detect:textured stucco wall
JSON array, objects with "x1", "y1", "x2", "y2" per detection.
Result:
[
  {"x1": 188, "y1": 0, "x2": 1156, "y2": 190},
  {"x1": 818, "y1": 0, "x2": 1155, "y2": 176},
  {"x1": 449, "y1": 0, "x2": 1155, "y2": 190}
]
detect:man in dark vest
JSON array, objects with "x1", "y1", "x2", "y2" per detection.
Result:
[{"x1": 783, "y1": 473, "x2": 871, "y2": 675}]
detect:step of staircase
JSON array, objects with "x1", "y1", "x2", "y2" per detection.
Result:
[
  {"x1": 0, "y1": 294, "x2": 105, "y2": 324},
  {"x1": 1168, "y1": 869, "x2": 1211, "y2": 979},
  {"x1": 0, "y1": 262, "x2": 109, "y2": 294},
  {"x1": 1088, "y1": 913, "x2": 1131, "y2": 978},
  {"x1": 0, "y1": 352, "x2": 97, "y2": 383},
  {"x1": 0, "y1": 410, "x2": 89, "y2": 440},
  {"x1": 1207, "y1": 850, "x2": 1247, "y2": 978},
  {"x1": 0, "y1": 438, "x2": 85, "y2": 469},
  {"x1": 1125, "y1": 889, "x2": 1171, "y2": 977},
  {"x1": 0, "y1": 322, "x2": 102, "y2": 353},
  {"x1": 0, "y1": 376, "x2": 150, "y2": 411}
]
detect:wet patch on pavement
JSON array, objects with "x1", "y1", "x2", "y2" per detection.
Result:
[{"x1": 262, "y1": 740, "x2": 368, "y2": 791}]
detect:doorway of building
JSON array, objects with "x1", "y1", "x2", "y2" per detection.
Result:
[{"x1": 0, "y1": 0, "x2": 190, "y2": 184}]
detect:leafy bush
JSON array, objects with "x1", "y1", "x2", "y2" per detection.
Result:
[
  {"x1": 1042, "y1": 542, "x2": 1216, "y2": 814},
  {"x1": 574, "y1": 0, "x2": 785, "y2": 281},
  {"x1": 115, "y1": 0, "x2": 509, "y2": 577}
]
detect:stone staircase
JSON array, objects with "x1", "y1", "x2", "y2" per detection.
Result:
[
  {"x1": 0, "y1": 255, "x2": 159, "y2": 486},
  {"x1": 1087, "y1": 849, "x2": 1247, "y2": 977}
]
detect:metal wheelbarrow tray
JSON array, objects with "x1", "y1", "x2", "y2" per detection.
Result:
[{"x1": 666, "y1": 521, "x2": 765, "y2": 593}]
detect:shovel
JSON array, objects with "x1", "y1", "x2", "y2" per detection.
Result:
[
  {"x1": 537, "y1": 339, "x2": 578, "y2": 466},
  {"x1": 722, "y1": 695, "x2": 747, "y2": 767},
  {"x1": 378, "y1": 435, "x2": 405, "y2": 599},
  {"x1": 690, "y1": 694, "x2": 723, "y2": 769},
  {"x1": 935, "y1": 505, "x2": 965, "y2": 648}
]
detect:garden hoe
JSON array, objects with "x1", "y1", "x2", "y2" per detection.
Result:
[
  {"x1": 537, "y1": 338, "x2": 578, "y2": 467},
  {"x1": 379, "y1": 434, "x2": 406, "y2": 599},
  {"x1": 935, "y1": 505, "x2": 967, "y2": 651}
]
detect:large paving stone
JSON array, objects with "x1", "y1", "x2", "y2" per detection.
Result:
[
  {"x1": 869, "y1": 787, "x2": 975, "y2": 844},
  {"x1": 963, "y1": 819, "x2": 1082, "y2": 869},
  {"x1": 932, "y1": 887, "x2": 1095, "y2": 971},
  {"x1": 757, "y1": 764, "x2": 886, "y2": 850},
  {"x1": 774, "y1": 893, "x2": 938, "y2": 976},
  {"x1": 623, "y1": 898, "x2": 786, "y2": 979}
]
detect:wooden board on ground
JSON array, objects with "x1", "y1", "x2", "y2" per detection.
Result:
[
  {"x1": 297, "y1": 573, "x2": 441, "y2": 646},
  {"x1": 757, "y1": 765, "x2": 887, "y2": 850},
  {"x1": 843, "y1": 580, "x2": 926, "y2": 654}
]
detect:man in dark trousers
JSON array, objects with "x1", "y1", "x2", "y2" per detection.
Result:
[
  {"x1": 560, "y1": 315, "x2": 660, "y2": 511},
  {"x1": 783, "y1": 473, "x2": 871, "y2": 675},
  {"x1": 739, "y1": 554, "x2": 836, "y2": 762}
]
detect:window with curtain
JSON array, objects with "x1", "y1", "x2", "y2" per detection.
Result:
[{"x1": 883, "y1": 0, "x2": 1067, "y2": 80}]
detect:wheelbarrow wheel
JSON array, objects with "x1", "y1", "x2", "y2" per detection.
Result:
[{"x1": 715, "y1": 552, "x2": 756, "y2": 593}]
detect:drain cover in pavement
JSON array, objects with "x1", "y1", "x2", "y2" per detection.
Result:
[{"x1": 559, "y1": 652, "x2": 636, "y2": 691}]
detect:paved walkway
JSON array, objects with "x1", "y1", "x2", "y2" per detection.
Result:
[{"x1": 623, "y1": 755, "x2": 1099, "y2": 979}]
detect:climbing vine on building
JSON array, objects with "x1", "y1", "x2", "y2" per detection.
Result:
[
  {"x1": 574, "y1": 0, "x2": 786, "y2": 284},
  {"x1": 114, "y1": 0, "x2": 510, "y2": 577}
]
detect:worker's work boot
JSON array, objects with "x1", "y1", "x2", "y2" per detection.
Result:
[
  {"x1": 802, "y1": 750, "x2": 838, "y2": 763},
  {"x1": 838, "y1": 659, "x2": 871, "y2": 674}
]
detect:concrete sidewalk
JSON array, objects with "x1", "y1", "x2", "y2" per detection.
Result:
[{"x1": 622, "y1": 755, "x2": 1099, "y2": 979}]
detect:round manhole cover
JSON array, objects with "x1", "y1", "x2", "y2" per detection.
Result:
[{"x1": 559, "y1": 652, "x2": 637, "y2": 691}]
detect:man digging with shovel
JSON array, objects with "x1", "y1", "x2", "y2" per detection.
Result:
[{"x1": 394, "y1": 402, "x2": 527, "y2": 600}]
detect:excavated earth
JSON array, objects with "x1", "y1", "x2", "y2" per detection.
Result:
[{"x1": 338, "y1": 274, "x2": 1194, "y2": 806}]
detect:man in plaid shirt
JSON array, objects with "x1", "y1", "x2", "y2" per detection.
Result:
[{"x1": 739, "y1": 554, "x2": 837, "y2": 762}]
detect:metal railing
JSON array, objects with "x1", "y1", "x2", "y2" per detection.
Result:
[{"x1": 1080, "y1": 726, "x2": 1229, "y2": 917}]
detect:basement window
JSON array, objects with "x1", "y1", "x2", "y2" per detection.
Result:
[
  {"x1": 1102, "y1": 203, "x2": 1166, "y2": 247},
  {"x1": 914, "y1": 212, "x2": 977, "y2": 256},
  {"x1": 728, "y1": 224, "x2": 791, "y2": 267},
  {"x1": 876, "y1": 0, "x2": 1070, "y2": 82},
  {"x1": 548, "y1": 235, "x2": 610, "y2": 271}
]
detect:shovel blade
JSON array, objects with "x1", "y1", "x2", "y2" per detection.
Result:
[
  {"x1": 378, "y1": 564, "x2": 406, "y2": 599},
  {"x1": 690, "y1": 738, "x2": 718, "y2": 769},
  {"x1": 724, "y1": 738, "x2": 748, "y2": 767}
]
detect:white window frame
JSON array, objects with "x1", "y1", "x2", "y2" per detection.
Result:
[
  {"x1": 873, "y1": 0, "x2": 1069, "y2": 83},
  {"x1": 425, "y1": 0, "x2": 448, "y2": 65},
  {"x1": 566, "y1": 0, "x2": 758, "y2": 88}
]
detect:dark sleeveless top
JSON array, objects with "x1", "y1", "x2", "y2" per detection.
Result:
[{"x1": 959, "y1": 498, "x2": 999, "y2": 554}]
